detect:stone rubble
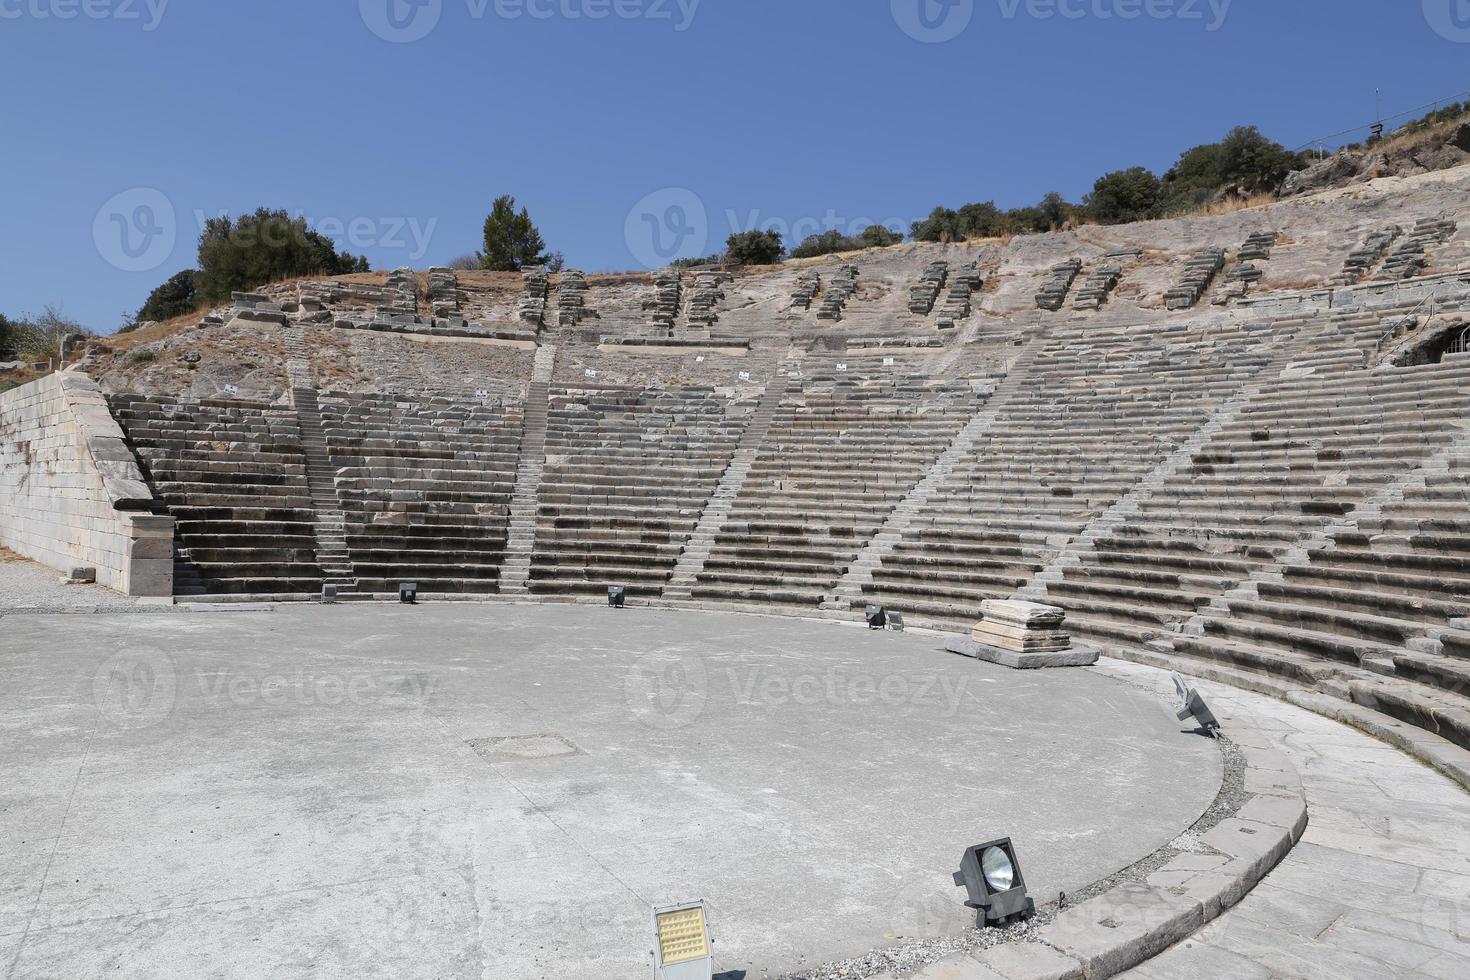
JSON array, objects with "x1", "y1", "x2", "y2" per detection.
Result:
[
  {"x1": 908, "y1": 261, "x2": 950, "y2": 314},
  {"x1": 935, "y1": 262, "x2": 982, "y2": 328},
  {"x1": 686, "y1": 271, "x2": 730, "y2": 327},
  {"x1": 1212, "y1": 232, "x2": 1278, "y2": 305},
  {"x1": 556, "y1": 269, "x2": 600, "y2": 328},
  {"x1": 383, "y1": 267, "x2": 418, "y2": 316},
  {"x1": 428, "y1": 267, "x2": 467, "y2": 319},
  {"x1": 1072, "y1": 263, "x2": 1123, "y2": 311},
  {"x1": 1331, "y1": 226, "x2": 1402, "y2": 285},
  {"x1": 1375, "y1": 216, "x2": 1459, "y2": 280},
  {"x1": 1034, "y1": 258, "x2": 1082, "y2": 311},
  {"x1": 642, "y1": 269, "x2": 682, "y2": 333},
  {"x1": 789, "y1": 270, "x2": 821, "y2": 311},
  {"x1": 517, "y1": 265, "x2": 550, "y2": 328},
  {"x1": 1163, "y1": 246, "x2": 1226, "y2": 310},
  {"x1": 816, "y1": 265, "x2": 859, "y2": 321}
]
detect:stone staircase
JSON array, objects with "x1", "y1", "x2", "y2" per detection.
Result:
[
  {"x1": 662, "y1": 371, "x2": 792, "y2": 601},
  {"x1": 821, "y1": 339, "x2": 1044, "y2": 612},
  {"x1": 283, "y1": 325, "x2": 312, "y2": 389},
  {"x1": 292, "y1": 387, "x2": 356, "y2": 595},
  {"x1": 1011, "y1": 332, "x2": 1307, "y2": 604},
  {"x1": 499, "y1": 344, "x2": 557, "y2": 595}
]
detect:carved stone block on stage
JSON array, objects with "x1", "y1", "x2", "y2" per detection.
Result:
[{"x1": 945, "y1": 599, "x2": 1099, "y2": 669}]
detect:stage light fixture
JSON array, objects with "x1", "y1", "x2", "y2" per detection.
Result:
[
  {"x1": 650, "y1": 901, "x2": 713, "y2": 980},
  {"x1": 1172, "y1": 672, "x2": 1221, "y2": 735},
  {"x1": 866, "y1": 605, "x2": 887, "y2": 630},
  {"x1": 953, "y1": 838, "x2": 1036, "y2": 927},
  {"x1": 888, "y1": 611, "x2": 906, "y2": 632},
  {"x1": 399, "y1": 582, "x2": 417, "y2": 605},
  {"x1": 609, "y1": 585, "x2": 627, "y2": 608}
]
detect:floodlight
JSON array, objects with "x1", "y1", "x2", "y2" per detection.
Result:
[
  {"x1": 888, "y1": 611, "x2": 906, "y2": 632},
  {"x1": 1172, "y1": 672, "x2": 1221, "y2": 735},
  {"x1": 953, "y1": 838, "x2": 1036, "y2": 927},
  {"x1": 321, "y1": 584, "x2": 338, "y2": 605},
  {"x1": 650, "y1": 901, "x2": 713, "y2": 980},
  {"x1": 866, "y1": 605, "x2": 887, "y2": 630},
  {"x1": 399, "y1": 582, "x2": 418, "y2": 605},
  {"x1": 609, "y1": 585, "x2": 627, "y2": 608}
]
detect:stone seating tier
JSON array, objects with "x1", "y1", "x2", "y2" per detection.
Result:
[{"x1": 108, "y1": 394, "x2": 325, "y2": 594}]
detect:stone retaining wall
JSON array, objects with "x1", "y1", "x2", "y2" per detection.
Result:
[{"x1": 0, "y1": 372, "x2": 173, "y2": 596}]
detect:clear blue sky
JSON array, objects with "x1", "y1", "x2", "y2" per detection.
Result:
[{"x1": 3, "y1": 0, "x2": 1468, "y2": 333}]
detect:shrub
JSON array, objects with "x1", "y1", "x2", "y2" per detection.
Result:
[
  {"x1": 446, "y1": 254, "x2": 481, "y2": 271},
  {"x1": 789, "y1": 230, "x2": 859, "y2": 260},
  {"x1": 129, "y1": 269, "x2": 199, "y2": 330},
  {"x1": 2, "y1": 306, "x2": 91, "y2": 360},
  {"x1": 195, "y1": 208, "x2": 369, "y2": 304},
  {"x1": 1085, "y1": 167, "x2": 1164, "y2": 224},
  {"x1": 671, "y1": 253, "x2": 724, "y2": 269},
  {"x1": 725, "y1": 229, "x2": 785, "y2": 266},
  {"x1": 859, "y1": 225, "x2": 903, "y2": 248},
  {"x1": 128, "y1": 350, "x2": 158, "y2": 364},
  {"x1": 478, "y1": 195, "x2": 548, "y2": 272}
]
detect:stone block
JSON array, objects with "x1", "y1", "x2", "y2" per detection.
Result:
[
  {"x1": 1038, "y1": 882, "x2": 1205, "y2": 978},
  {"x1": 971, "y1": 942, "x2": 1083, "y2": 980},
  {"x1": 946, "y1": 637, "x2": 1099, "y2": 670}
]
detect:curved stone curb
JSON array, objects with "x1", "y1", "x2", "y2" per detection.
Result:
[
  {"x1": 890, "y1": 719, "x2": 1307, "y2": 980},
  {"x1": 1106, "y1": 643, "x2": 1470, "y2": 794}
]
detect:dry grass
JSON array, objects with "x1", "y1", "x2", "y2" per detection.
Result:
[
  {"x1": 1196, "y1": 192, "x2": 1279, "y2": 217},
  {"x1": 106, "y1": 308, "x2": 209, "y2": 351}
]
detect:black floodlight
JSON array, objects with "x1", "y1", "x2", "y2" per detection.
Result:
[
  {"x1": 953, "y1": 838, "x2": 1036, "y2": 927},
  {"x1": 1172, "y1": 672, "x2": 1221, "y2": 736},
  {"x1": 866, "y1": 605, "x2": 887, "y2": 630},
  {"x1": 321, "y1": 584, "x2": 338, "y2": 605},
  {"x1": 608, "y1": 585, "x2": 627, "y2": 608},
  {"x1": 888, "y1": 611, "x2": 906, "y2": 632},
  {"x1": 399, "y1": 582, "x2": 418, "y2": 605}
]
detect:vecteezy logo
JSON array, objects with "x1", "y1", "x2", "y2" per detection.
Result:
[
  {"x1": 624, "y1": 651, "x2": 708, "y2": 730},
  {"x1": 891, "y1": 0, "x2": 974, "y2": 43},
  {"x1": 625, "y1": 188, "x2": 708, "y2": 269},
  {"x1": 360, "y1": 0, "x2": 442, "y2": 43},
  {"x1": 1424, "y1": 0, "x2": 1470, "y2": 42},
  {"x1": 93, "y1": 188, "x2": 175, "y2": 273},
  {"x1": 92, "y1": 647, "x2": 177, "y2": 730}
]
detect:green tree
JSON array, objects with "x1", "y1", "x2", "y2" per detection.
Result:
[
  {"x1": 0, "y1": 313, "x2": 13, "y2": 357},
  {"x1": 911, "y1": 207, "x2": 960, "y2": 242},
  {"x1": 725, "y1": 229, "x2": 785, "y2": 265},
  {"x1": 1037, "y1": 192, "x2": 1072, "y2": 230},
  {"x1": 1216, "y1": 125, "x2": 1303, "y2": 190},
  {"x1": 790, "y1": 230, "x2": 859, "y2": 260},
  {"x1": 1085, "y1": 167, "x2": 1163, "y2": 224},
  {"x1": 128, "y1": 270, "x2": 199, "y2": 330},
  {"x1": 478, "y1": 195, "x2": 548, "y2": 271},
  {"x1": 1003, "y1": 206, "x2": 1050, "y2": 235},
  {"x1": 195, "y1": 208, "x2": 368, "y2": 303},
  {"x1": 859, "y1": 225, "x2": 903, "y2": 248}
]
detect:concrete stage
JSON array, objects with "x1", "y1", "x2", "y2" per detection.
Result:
[{"x1": 0, "y1": 604, "x2": 1221, "y2": 979}]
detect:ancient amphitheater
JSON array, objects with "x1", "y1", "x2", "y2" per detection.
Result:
[{"x1": 5, "y1": 167, "x2": 1470, "y2": 978}]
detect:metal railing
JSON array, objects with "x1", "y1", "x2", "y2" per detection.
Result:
[{"x1": 1449, "y1": 325, "x2": 1470, "y2": 358}]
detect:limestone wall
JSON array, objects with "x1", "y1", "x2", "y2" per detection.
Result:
[{"x1": 0, "y1": 372, "x2": 173, "y2": 596}]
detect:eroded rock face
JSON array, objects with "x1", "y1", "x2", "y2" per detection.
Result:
[
  {"x1": 1279, "y1": 155, "x2": 1361, "y2": 197},
  {"x1": 1451, "y1": 122, "x2": 1470, "y2": 154},
  {"x1": 1279, "y1": 121, "x2": 1470, "y2": 197}
]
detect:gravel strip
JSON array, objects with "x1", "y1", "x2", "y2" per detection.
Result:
[{"x1": 0, "y1": 553, "x2": 148, "y2": 613}]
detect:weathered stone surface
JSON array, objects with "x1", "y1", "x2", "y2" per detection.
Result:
[
  {"x1": 945, "y1": 637, "x2": 1099, "y2": 669},
  {"x1": 1039, "y1": 883, "x2": 1205, "y2": 978}
]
